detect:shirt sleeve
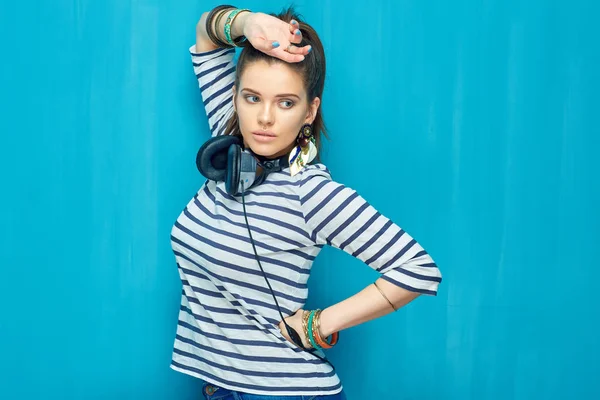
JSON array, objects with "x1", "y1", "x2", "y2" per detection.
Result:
[
  {"x1": 189, "y1": 45, "x2": 236, "y2": 137},
  {"x1": 297, "y1": 166, "x2": 442, "y2": 296}
]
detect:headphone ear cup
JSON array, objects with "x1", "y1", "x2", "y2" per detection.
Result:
[
  {"x1": 196, "y1": 135, "x2": 242, "y2": 181},
  {"x1": 226, "y1": 143, "x2": 242, "y2": 195}
]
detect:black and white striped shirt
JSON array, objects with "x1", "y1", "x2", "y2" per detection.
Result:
[{"x1": 169, "y1": 45, "x2": 442, "y2": 396}]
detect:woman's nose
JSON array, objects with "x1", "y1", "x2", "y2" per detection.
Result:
[{"x1": 258, "y1": 104, "x2": 274, "y2": 126}]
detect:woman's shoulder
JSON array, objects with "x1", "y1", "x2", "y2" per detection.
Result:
[
  {"x1": 293, "y1": 163, "x2": 333, "y2": 183},
  {"x1": 264, "y1": 163, "x2": 339, "y2": 196},
  {"x1": 288, "y1": 163, "x2": 347, "y2": 201}
]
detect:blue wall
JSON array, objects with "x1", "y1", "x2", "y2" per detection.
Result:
[{"x1": 1, "y1": 0, "x2": 598, "y2": 399}]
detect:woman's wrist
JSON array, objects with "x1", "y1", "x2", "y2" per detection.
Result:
[
  {"x1": 231, "y1": 10, "x2": 251, "y2": 39},
  {"x1": 200, "y1": 6, "x2": 250, "y2": 49},
  {"x1": 317, "y1": 307, "x2": 339, "y2": 338}
]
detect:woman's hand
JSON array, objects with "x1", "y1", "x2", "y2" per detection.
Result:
[
  {"x1": 279, "y1": 309, "x2": 312, "y2": 348},
  {"x1": 239, "y1": 12, "x2": 311, "y2": 63}
]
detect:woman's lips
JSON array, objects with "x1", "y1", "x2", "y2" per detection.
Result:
[{"x1": 252, "y1": 131, "x2": 277, "y2": 142}]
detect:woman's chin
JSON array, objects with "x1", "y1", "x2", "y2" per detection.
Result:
[
  {"x1": 247, "y1": 144, "x2": 276, "y2": 157},
  {"x1": 247, "y1": 141, "x2": 291, "y2": 159}
]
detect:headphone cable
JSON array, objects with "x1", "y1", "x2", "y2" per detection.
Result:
[{"x1": 240, "y1": 181, "x2": 335, "y2": 370}]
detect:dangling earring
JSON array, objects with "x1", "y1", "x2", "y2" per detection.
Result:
[
  {"x1": 297, "y1": 123, "x2": 312, "y2": 147},
  {"x1": 289, "y1": 123, "x2": 318, "y2": 176}
]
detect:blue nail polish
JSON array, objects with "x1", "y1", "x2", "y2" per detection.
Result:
[
  {"x1": 272, "y1": 41, "x2": 280, "y2": 48},
  {"x1": 291, "y1": 20, "x2": 298, "y2": 25},
  {"x1": 307, "y1": 46, "x2": 312, "y2": 53},
  {"x1": 295, "y1": 29, "x2": 301, "y2": 35}
]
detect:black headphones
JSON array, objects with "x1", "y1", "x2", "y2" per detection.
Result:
[{"x1": 196, "y1": 135, "x2": 290, "y2": 195}]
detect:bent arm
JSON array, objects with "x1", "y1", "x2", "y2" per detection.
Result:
[
  {"x1": 319, "y1": 280, "x2": 421, "y2": 337},
  {"x1": 298, "y1": 171, "x2": 442, "y2": 337}
]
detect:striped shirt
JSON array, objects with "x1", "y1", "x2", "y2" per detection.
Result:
[{"x1": 169, "y1": 45, "x2": 442, "y2": 396}]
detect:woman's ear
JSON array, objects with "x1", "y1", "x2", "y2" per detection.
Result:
[{"x1": 305, "y1": 97, "x2": 321, "y2": 124}]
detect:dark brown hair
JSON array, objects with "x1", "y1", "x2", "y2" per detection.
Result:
[{"x1": 222, "y1": 6, "x2": 328, "y2": 159}]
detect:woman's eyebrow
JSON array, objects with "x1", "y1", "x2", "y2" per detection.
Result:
[{"x1": 241, "y1": 87, "x2": 301, "y2": 99}]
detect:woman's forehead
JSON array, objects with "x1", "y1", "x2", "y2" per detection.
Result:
[{"x1": 239, "y1": 60, "x2": 306, "y2": 97}]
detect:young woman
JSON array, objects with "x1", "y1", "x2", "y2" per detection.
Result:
[{"x1": 170, "y1": 5, "x2": 442, "y2": 399}]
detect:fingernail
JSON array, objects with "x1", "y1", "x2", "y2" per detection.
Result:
[
  {"x1": 295, "y1": 29, "x2": 301, "y2": 35},
  {"x1": 291, "y1": 20, "x2": 298, "y2": 25},
  {"x1": 307, "y1": 46, "x2": 312, "y2": 53},
  {"x1": 272, "y1": 41, "x2": 280, "y2": 48}
]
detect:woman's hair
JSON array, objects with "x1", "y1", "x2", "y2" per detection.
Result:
[{"x1": 222, "y1": 6, "x2": 328, "y2": 159}]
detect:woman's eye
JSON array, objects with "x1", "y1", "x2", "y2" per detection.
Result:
[
  {"x1": 280, "y1": 100, "x2": 294, "y2": 108},
  {"x1": 245, "y1": 95, "x2": 260, "y2": 103}
]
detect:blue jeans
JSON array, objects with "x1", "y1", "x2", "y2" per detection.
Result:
[{"x1": 201, "y1": 382, "x2": 347, "y2": 400}]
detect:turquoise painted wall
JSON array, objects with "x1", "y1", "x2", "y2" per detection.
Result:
[{"x1": 1, "y1": 0, "x2": 598, "y2": 399}]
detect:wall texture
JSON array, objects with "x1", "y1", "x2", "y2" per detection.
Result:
[{"x1": 1, "y1": 0, "x2": 598, "y2": 399}]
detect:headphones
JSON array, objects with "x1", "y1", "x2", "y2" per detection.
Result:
[{"x1": 196, "y1": 135, "x2": 290, "y2": 195}]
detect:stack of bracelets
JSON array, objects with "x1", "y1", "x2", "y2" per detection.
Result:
[
  {"x1": 302, "y1": 309, "x2": 339, "y2": 350},
  {"x1": 205, "y1": 5, "x2": 251, "y2": 48}
]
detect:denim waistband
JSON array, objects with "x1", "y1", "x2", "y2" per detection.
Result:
[{"x1": 201, "y1": 382, "x2": 346, "y2": 400}]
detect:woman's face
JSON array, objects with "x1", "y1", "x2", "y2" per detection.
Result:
[{"x1": 233, "y1": 60, "x2": 320, "y2": 159}]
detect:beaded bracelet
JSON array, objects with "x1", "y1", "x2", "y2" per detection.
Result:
[
  {"x1": 302, "y1": 310, "x2": 314, "y2": 348},
  {"x1": 302, "y1": 310, "x2": 310, "y2": 344},
  {"x1": 224, "y1": 8, "x2": 250, "y2": 46}
]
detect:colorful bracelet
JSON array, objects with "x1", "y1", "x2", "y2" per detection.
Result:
[
  {"x1": 312, "y1": 310, "x2": 330, "y2": 349},
  {"x1": 314, "y1": 310, "x2": 339, "y2": 348},
  {"x1": 307, "y1": 310, "x2": 321, "y2": 350},
  {"x1": 302, "y1": 310, "x2": 310, "y2": 346},
  {"x1": 214, "y1": 8, "x2": 232, "y2": 44},
  {"x1": 304, "y1": 309, "x2": 339, "y2": 350},
  {"x1": 224, "y1": 8, "x2": 250, "y2": 46},
  {"x1": 205, "y1": 5, "x2": 235, "y2": 47}
]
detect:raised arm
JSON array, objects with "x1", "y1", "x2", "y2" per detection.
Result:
[{"x1": 190, "y1": 11, "x2": 244, "y2": 136}]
